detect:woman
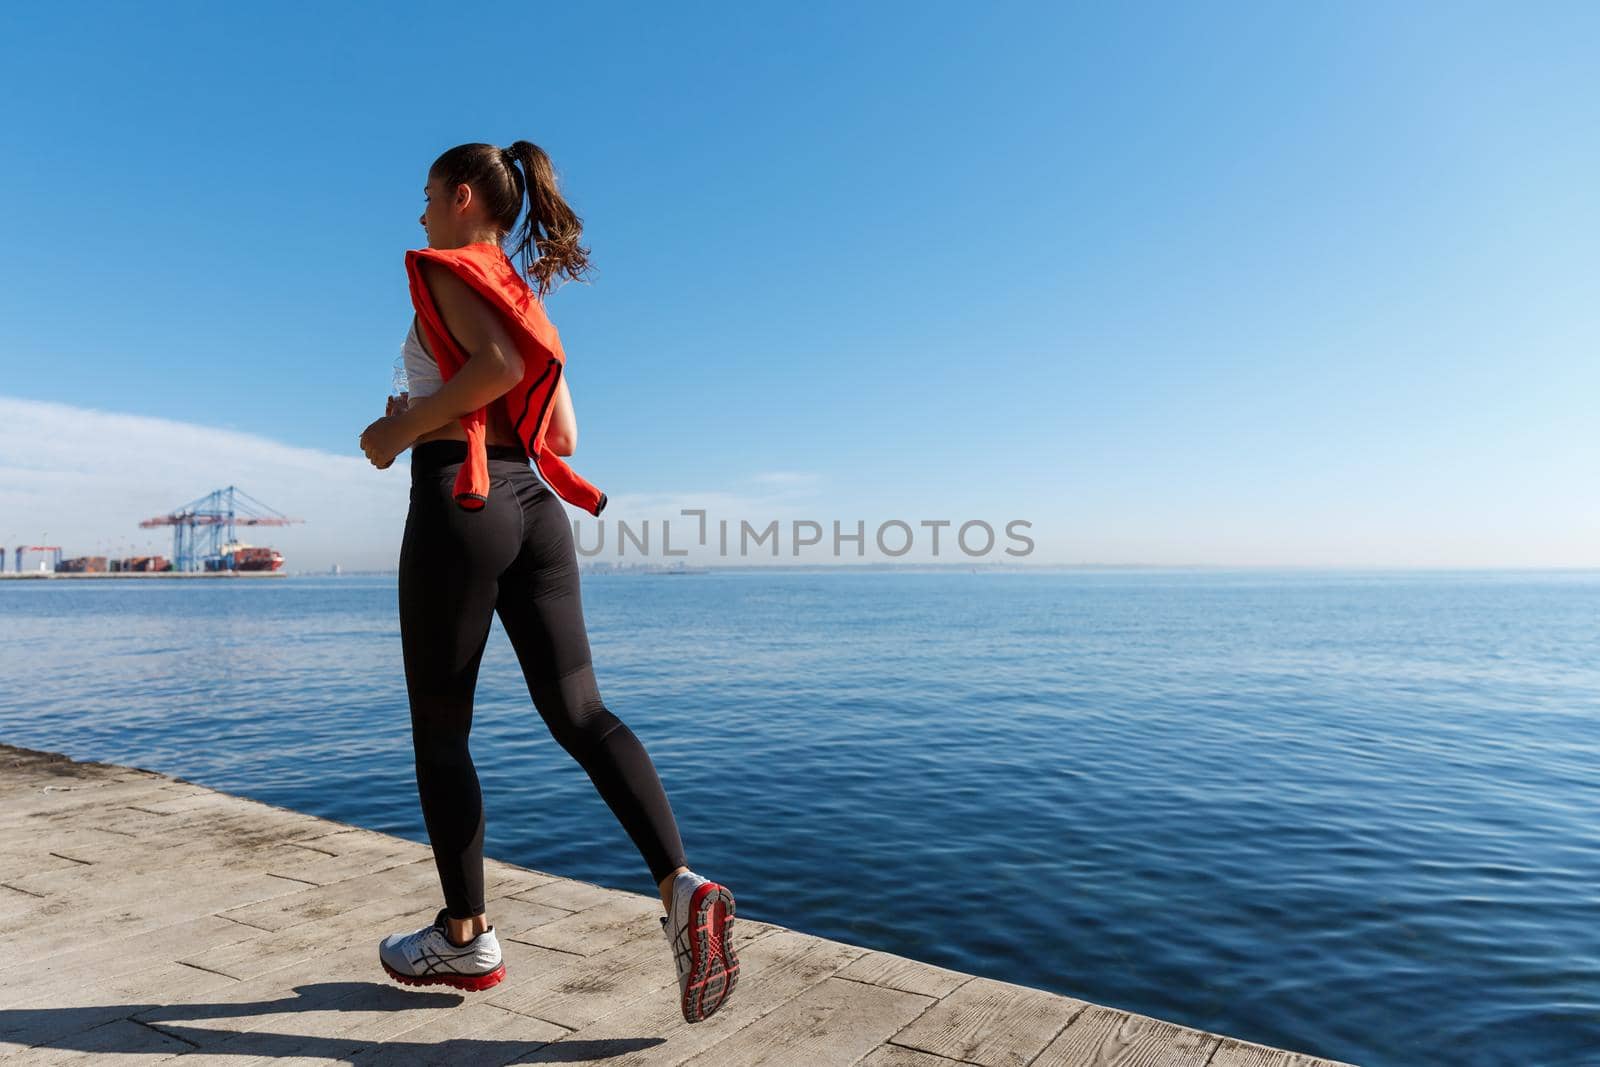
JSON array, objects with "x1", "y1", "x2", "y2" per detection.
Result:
[{"x1": 358, "y1": 141, "x2": 738, "y2": 1024}]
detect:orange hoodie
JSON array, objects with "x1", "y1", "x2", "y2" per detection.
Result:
[{"x1": 404, "y1": 241, "x2": 608, "y2": 516}]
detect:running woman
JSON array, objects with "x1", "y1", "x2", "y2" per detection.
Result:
[{"x1": 358, "y1": 141, "x2": 738, "y2": 1024}]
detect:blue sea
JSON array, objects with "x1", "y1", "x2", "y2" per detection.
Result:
[{"x1": 2, "y1": 570, "x2": 1597, "y2": 1066}]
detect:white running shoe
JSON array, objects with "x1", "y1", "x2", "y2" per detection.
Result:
[
  {"x1": 379, "y1": 907, "x2": 506, "y2": 991},
  {"x1": 659, "y1": 870, "x2": 739, "y2": 1023}
]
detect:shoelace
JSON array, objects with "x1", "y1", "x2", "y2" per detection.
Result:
[
  {"x1": 406, "y1": 923, "x2": 469, "y2": 958},
  {"x1": 401, "y1": 927, "x2": 439, "y2": 956}
]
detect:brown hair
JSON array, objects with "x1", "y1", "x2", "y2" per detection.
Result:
[{"x1": 428, "y1": 140, "x2": 593, "y2": 299}]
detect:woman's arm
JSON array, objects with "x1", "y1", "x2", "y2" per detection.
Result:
[
  {"x1": 545, "y1": 374, "x2": 577, "y2": 456},
  {"x1": 396, "y1": 261, "x2": 524, "y2": 437}
]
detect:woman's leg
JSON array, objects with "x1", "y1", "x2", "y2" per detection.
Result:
[
  {"x1": 398, "y1": 463, "x2": 523, "y2": 930},
  {"x1": 494, "y1": 470, "x2": 690, "y2": 901}
]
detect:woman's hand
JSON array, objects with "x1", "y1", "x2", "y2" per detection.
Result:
[
  {"x1": 386, "y1": 391, "x2": 410, "y2": 419},
  {"x1": 360, "y1": 406, "x2": 416, "y2": 470}
]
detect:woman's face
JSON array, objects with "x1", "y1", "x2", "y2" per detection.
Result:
[
  {"x1": 420, "y1": 172, "x2": 495, "y2": 249},
  {"x1": 419, "y1": 171, "x2": 492, "y2": 249},
  {"x1": 419, "y1": 176, "x2": 450, "y2": 248}
]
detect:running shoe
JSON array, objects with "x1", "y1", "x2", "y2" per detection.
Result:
[
  {"x1": 379, "y1": 907, "x2": 506, "y2": 991},
  {"x1": 659, "y1": 870, "x2": 739, "y2": 1023}
]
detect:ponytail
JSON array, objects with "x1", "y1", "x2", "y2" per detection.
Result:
[{"x1": 503, "y1": 140, "x2": 593, "y2": 299}]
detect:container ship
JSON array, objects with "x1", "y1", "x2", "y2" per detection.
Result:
[{"x1": 203, "y1": 541, "x2": 285, "y2": 573}]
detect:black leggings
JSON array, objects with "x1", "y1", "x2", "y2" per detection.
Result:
[{"x1": 399, "y1": 439, "x2": 688, "y2": 919}]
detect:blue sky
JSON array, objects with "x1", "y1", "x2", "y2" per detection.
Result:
[{"x1": 1, "y1": 2, "x2": 1595, "y2": 569}]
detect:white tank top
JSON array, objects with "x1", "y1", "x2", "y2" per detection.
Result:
[{"x1": 399, "y1": 317, "x2": 443, "y2": 399}]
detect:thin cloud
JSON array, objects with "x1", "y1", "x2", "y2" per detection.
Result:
[
  {"x1": 0, "y1": 395, "x2": 405, "y2": 573},
  {"x1": 0, "y1": 396, "x2": 832, "y2": 572}
]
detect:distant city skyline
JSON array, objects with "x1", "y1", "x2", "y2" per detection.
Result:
[{"x1": 2, "y1": 5, "x2": 1595, "y2": 569}]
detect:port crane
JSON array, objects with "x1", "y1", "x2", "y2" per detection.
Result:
[
  {"x1": 139, "y1": 487, "x2": 303, "y2": 572},
  {"x1": 8, "y1": 545, "x2": 63, "y2": 573}
]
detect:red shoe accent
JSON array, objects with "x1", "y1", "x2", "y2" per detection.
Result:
[
  {"x1": 681, "y1": 880, "x2": 739, "y2": 1023},
  {"x1": 382, "y1": 959, "x2": 506, "y2": 991}
]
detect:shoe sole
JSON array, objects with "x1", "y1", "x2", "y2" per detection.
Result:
[
  {"x1": 381, "y1": 958, "x2": 506, "y2": 991},
  {"x1": 682, "y1": 880, "x2": 739, "y2": 1023}
]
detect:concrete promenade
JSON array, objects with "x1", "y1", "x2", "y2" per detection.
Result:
[{"x1": 0, "y1": 743, "x2": 1357, "y2": 1066}]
